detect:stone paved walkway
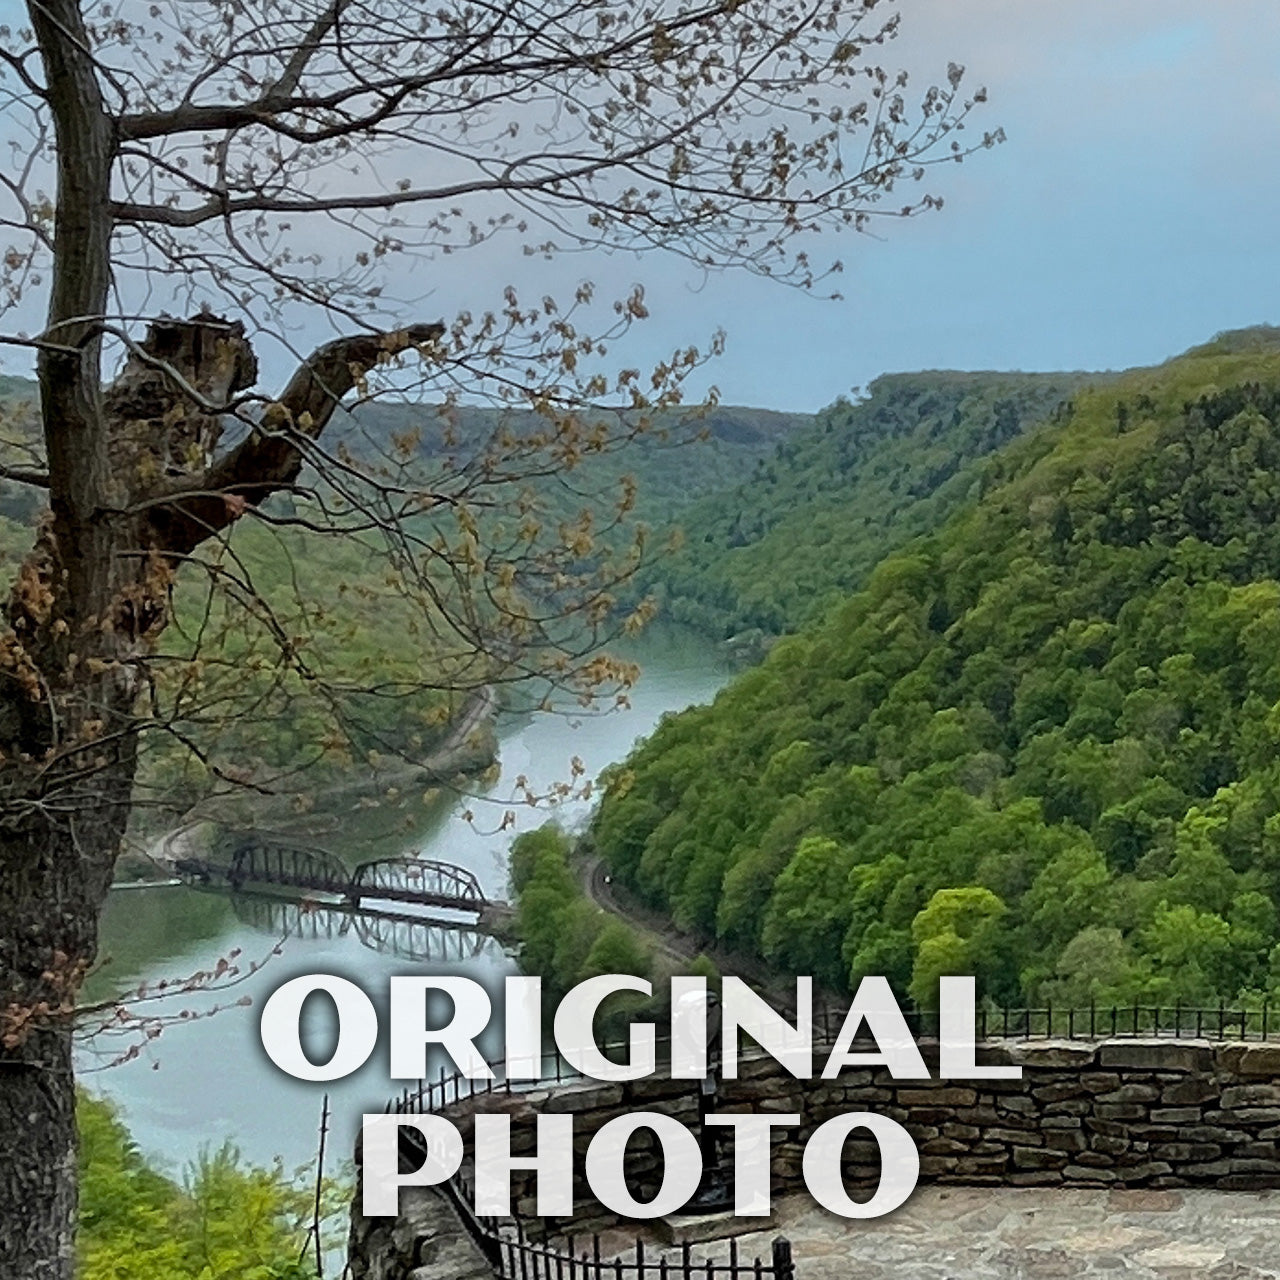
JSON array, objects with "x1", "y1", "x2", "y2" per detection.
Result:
[{"x1": 697, "y1": 1188, "x2": 1280, "y2": 1278}]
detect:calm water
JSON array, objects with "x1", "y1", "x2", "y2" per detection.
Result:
[{"x1": 83, "y1": 627, "x2": 728, "y2": 1176}]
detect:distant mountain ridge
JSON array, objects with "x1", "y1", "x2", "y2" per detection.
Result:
[
  {"x1": 634, "y1": 367, "x2": 1112, "y2": 641},
  {"x1": 0, "y1": 376, "x2": 814, "y2": 535},
  {"x1": 329, "y1": 399, "x2": 814, "y2": 531},
  {"x1": 339, "y1": 399, "x2": 810, "y2": 450}
]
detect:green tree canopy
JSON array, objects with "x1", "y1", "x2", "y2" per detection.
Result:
[{"x1": 594, "y1": 334, "x2": 1280, "y2": 1010}]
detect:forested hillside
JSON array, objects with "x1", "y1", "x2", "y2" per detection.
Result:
[
  {"x1": 332, "y1": 400, "x2": 812, "y2": 532},
  {"x1": 0, "y1": 382, "x2": 806, "y2": 815},
  {"x1": 593, "y1": 327, "x2": 1280, "y2": 1009},
  {"x1": 0, "y1": 381, "x2": 809, "y2": 538},
  {"x1": 636, "y1": 370, "x2": 1102, "y2": 639}
]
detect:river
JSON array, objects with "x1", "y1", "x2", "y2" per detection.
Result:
[{"x1": 82, "y1": 626, "x2": 729, "y2": 1178}]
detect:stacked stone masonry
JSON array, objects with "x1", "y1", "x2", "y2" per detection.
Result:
[
  {"x1": 348, "y1": 1185, "x2": 494, "y2": 1280},
  {"x1": 430, "y1": 1038, "x2": 1280, "y2": 1213}
]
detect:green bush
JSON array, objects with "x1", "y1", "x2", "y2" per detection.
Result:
[{"x1": 78, "y1": 1094, "x2": 330, "y2": 1280}]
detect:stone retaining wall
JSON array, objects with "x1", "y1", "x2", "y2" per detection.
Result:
[
  {"x1": 348, "y1": 1185, "x2": 493, "y2": 1280},
  {"x1": 432, "y1": 1038, "x2": 1280, "y2": 1214}
]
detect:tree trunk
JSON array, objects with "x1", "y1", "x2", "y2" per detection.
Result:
[
  {"x1": 7, "y1": 10, "x2": 124, "y2": 1263},
  {"x1": 0, "y1": 479, "x2": 165, "y2": 1271},
  {"x1": 0, "y1": 1025, "x2": 78, "y2": 1280},
  {"x1": 0, "y1": 778, "x2": 130, "y2": 1280},
  {"x1": 0, "y1": 304, "x2": 312, "y2": 1271},
  {"x1": 0, "y1": 19, "x2": 439, "y2": 1240}
]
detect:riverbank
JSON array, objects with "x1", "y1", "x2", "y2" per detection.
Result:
[
  {"x1": 574, "y1": 849, "x2": 835, "y2": 1012},
  {"x1": 115, "y1": 685, "x2": 500, "y2": 883}
]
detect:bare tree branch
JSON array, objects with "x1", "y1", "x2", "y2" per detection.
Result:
[{"x1": 150, "y1": 320, "x2": 444, "y2": 553}]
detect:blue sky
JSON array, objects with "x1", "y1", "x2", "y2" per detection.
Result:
[
  {"x1": 2, "y1": 1, "x2": 1277, "y2": 411},
  {"x1": 649, "y1": 0, "x2": 1280, "y2": 409},
  {"x1": 403, "y1": 1, "x2": 1280, "y2": 412}
]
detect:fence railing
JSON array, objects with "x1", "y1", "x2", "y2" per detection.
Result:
[
  {"x1": 385, "y1": 1001, "x2": 1280, "y2": 1120},
  {"x1": 438, "y1": 1172, "x2": 795, "y2": 1280},
  {"x1": 962, "y1": 1000, "x2": 1277, "y2": 1044}
]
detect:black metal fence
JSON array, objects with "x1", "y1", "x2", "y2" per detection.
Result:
[
  {"x1": 956, "y1": 1000, "x2": 1278, "y2": 1044},
  {"x1": 385, "y1": 1000, "x2": 1280, "y2": 1119},
  {"x1": 440, "y1": 1173, "x2": 795, "y2": 1280}
]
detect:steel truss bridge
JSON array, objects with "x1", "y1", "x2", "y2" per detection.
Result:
[{"x1": 173, "y1": 838, "x2": 514, "y2": 937}]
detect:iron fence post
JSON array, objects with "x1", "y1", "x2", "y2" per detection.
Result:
[{"x1": 770, "y1": 1237, "x2": 795, "y2": 1280}]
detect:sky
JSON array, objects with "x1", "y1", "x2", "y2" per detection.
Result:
[
  {"x1": 625, "y1": 0, "x2": 1280, "y2": 409},
  {"x1": 2, "y1": 1, "x2": 1278, "y2": 411}
]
